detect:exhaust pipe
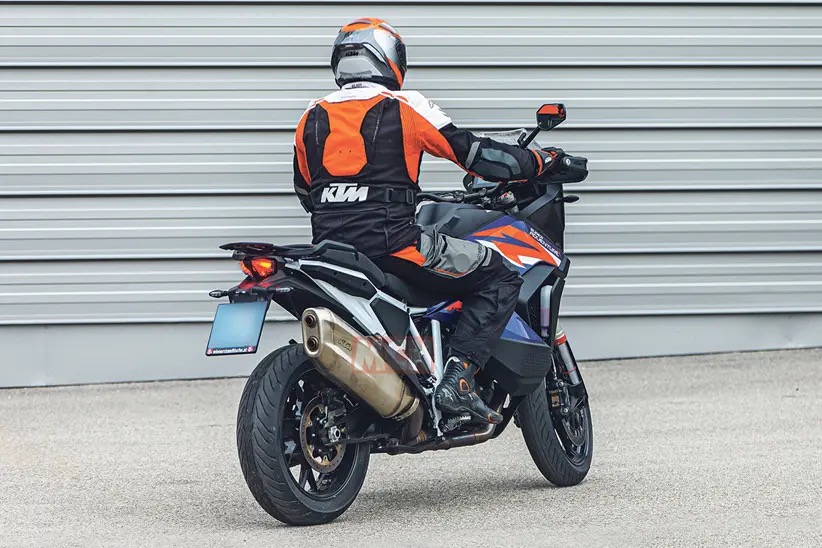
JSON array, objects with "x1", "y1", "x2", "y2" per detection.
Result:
[
  {"x1": 385, "y1": 408, "x2": 500, "y2": 455},
  {"x1": 301, "y1": 308, "x2": 419, "y2": 420}
]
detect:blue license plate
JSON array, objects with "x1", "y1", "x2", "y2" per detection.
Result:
[{"x1": 206, "y1": 301, "x2": 269, "y2": 356}]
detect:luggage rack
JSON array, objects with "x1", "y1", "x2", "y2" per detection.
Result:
[{"x1": 220, "y1": 240, "x2": 361, "y2": 261}]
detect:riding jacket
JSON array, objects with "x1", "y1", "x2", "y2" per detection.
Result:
[{"x1": 292, "y1": 82, "x2": 552, "y2": 258}]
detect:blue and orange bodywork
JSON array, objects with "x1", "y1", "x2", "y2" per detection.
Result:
[
  {"x1": 465, "y1": 216, "x2": 564, "y2": 274},
  {"x1": 425, "y1": 216, "x2": 562, "y2": 345}
]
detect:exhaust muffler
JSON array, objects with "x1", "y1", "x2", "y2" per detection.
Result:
[{"x1": 301, "y1": 307, "x2": 419, "y2": 420}]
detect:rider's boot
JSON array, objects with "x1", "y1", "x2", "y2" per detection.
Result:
[{"x1": 434, "y1": 355, "x2": 502, "y2": 424}]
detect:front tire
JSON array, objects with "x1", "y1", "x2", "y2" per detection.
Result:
[
  {"x1": 518, "y1": 375, "x2": 593, "y2": 487},
  {"x1": 236, "y1": 344, "x2": 370, "y2": 526}
]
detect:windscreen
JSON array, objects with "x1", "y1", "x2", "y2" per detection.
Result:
[{"x1": 472, "y1": 129, "x2": 542, "y2": 150}]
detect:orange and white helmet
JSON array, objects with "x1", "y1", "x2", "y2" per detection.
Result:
[{"x1": 331, "y1": 18, "x2": 407, "y2": 90}]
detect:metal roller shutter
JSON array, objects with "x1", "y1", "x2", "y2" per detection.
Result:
[{"x1": 1, "y1": 1, "x2": 821, "y2": 386}]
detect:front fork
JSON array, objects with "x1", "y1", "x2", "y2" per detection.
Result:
[
  {"x1": 553, "y1": 329, "x2": 582, "y2": 386},
  {"x1": 540, "y1": 281, "x2": 586, "y2": 420},
  {"x1": 540, "y1": 281, "x2": 581, "y2": 386}
]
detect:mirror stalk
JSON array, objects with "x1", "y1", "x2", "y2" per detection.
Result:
[{"x1": 518, "y1": 127, "x2": 542, "y2": 149}]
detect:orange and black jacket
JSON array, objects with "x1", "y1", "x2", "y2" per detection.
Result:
[{"x1": 293, "y1": 81, "x2": 552, "y2": 258}]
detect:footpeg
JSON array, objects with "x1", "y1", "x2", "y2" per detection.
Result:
[{"x1": 441, "y1": 413, "x2": 472, "y2": 432}]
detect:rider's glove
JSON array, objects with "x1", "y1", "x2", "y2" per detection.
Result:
[{"x1": 533, "y1": 147, "x2": 566, "y2": 177}]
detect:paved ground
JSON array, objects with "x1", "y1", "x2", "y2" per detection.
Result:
[{"x1": 1, "y1": 349, "x2": 820, "y2": 548}]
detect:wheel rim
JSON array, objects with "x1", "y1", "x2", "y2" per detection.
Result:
[{"x1": 279, "y1": 367, "x2": 358, "y2": 501}]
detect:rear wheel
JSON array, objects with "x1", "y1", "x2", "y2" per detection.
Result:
[
  {"x1": 236, "y1": 344, "x2": 370, "y2": 525},
  {"x1": 518, "y1": 350, "x2": 593, "y2": 486}
]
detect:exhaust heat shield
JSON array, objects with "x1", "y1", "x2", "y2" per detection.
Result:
[{"x1": 302, "y1": 307, "x2": 419, "y2": 420}]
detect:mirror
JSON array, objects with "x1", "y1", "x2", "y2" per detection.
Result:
[{"x1": 536, "y1": 103, "x2": 566, "y2": 131}]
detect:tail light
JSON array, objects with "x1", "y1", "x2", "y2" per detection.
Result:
[{"x1": 240, "y1": 257, "x2": 277, "y2": 279}]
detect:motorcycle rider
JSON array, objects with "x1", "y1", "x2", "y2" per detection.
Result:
[{"x1": 293, "y1": 18, "x2": 562, "y2": 424}]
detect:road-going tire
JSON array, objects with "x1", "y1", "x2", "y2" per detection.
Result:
[
  {"x1": 517, "y1": 377, "x2": 593, "y2": 487},
  {"x1": 236, "y1": 344, "x2": 371, "y2": 526}
]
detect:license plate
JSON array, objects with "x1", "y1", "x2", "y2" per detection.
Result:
[{"x1": 206, "y1": 301, "x2": 269, "y2": 356}]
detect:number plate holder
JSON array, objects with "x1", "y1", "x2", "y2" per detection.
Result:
[{"x1": 205, "y1": 300, "x2": 269, "y2": 356}]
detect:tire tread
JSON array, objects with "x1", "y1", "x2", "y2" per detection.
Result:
[
  {"x1": 236, "y1": 344, "x2": 369, "y2": 526},
  {"x1": 518, "y1": 380, "x2": 593, "y2": 487}
]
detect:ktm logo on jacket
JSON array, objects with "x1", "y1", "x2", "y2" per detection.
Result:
[{"x1": 320, "y1": 183, "x2": 369, "y2": 203}]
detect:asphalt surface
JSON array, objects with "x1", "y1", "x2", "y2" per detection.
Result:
[{"x1": 1, "y1": 348, "x2": 820, "y2": 548}]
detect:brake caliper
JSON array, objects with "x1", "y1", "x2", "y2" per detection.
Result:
[{"x1": 547, "y1": 378, "x2": 572, "y2": 417}]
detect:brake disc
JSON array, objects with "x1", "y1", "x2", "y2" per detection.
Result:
[
  {"x1": 299, "y1": 398, "x2": 346, "y2": 473},
  {"x1": 561, "y1": 410, "x2": 587, "y2": 447}
]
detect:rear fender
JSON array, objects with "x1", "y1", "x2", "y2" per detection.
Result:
[{"x1": 235, "y1": 269, "x2": 362, "y2": 332}]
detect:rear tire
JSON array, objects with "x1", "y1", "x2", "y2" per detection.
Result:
[
  {"x1": 518, "y1": 377, "x2": 593, "y2": 487},
  {"x1": 236, "y1": 344, "x2": 370, "y2": 526}
]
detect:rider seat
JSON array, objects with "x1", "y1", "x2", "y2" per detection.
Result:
[
  {"x1": 318, "y1": 245, "x2": 446, "y2": 307},
  {"x1": 381, "y1": 272, "x2": 446, "y2": 307}
]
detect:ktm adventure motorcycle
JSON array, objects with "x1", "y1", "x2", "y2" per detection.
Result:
[{"x1": 206, "y1": 104, "x2": 592, "y2": 525}]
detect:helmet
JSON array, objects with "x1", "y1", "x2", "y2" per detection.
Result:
[{"x1": 331, "y1": 18, "x2": 407, "y2": 90}]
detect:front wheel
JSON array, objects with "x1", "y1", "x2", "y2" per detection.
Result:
[
  {"x1": 236, "y1": 344, "x2": 370, "y2": 525},
  {"x1": 517, "y1": 353, "x2": 593, "y2": 486}
]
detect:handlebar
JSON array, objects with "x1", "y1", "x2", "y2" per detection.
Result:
[
  {"x1": 416, "y1": 189, "x2": 490, "y2": 205},
  {"x1": 462, "y1": 191, "x2": 486, "y2": 202}
]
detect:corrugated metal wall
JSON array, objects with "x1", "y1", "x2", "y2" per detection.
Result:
[{"x1": 2, "y1": 1, "x2": 821, "y2": 386}]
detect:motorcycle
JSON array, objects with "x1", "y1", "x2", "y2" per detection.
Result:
[{"x1": 206, "y1": 104, "x2": 592, "y2": 525}]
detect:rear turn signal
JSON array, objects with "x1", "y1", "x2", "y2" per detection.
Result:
[{"x1": 240, "y1": 257, "x2": 276, "y2": 279}]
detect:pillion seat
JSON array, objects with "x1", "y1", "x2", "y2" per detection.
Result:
[{"x1": 221, "y1": 240, "x2": 447, "y2": 307}]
